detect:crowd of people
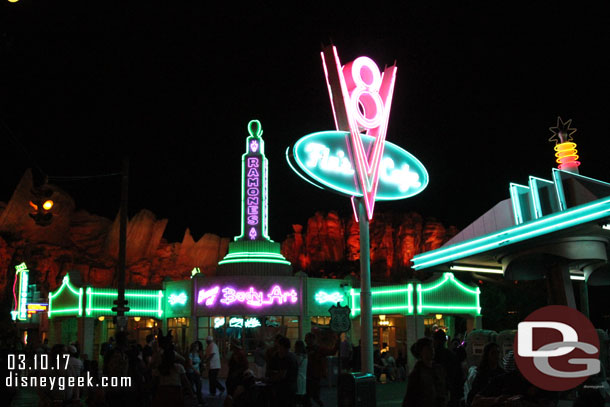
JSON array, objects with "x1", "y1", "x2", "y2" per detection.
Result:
[
  {"x1": 1, "y1": 327, "x2": 342, "y2": 407},
  {"x1": 5, "y1": 325, "x2": 606, "y2": 407},
  {"x1": 402, "y1": 329, "x2": 607, "y2": 407}
]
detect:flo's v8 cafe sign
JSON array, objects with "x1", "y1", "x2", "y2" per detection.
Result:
[
  {"x1": 288, "y1": 131, "x2": 427, "y2": 200},
  {"x1": 287, "y1": 46, "x2": 428, "y2": 219}
]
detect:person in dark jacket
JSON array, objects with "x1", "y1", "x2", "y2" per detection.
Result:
[
  {"x1": 433, "y1": 329, "x2": 463, "y2": 407},
  {"x1": 466, "y1": 342, "x2": 504, "y2": 406},
  {"x1": 403, "y1": 337, "x2": 448, "y2": 407}
]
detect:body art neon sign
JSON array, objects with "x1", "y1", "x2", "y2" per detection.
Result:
[
  {"x1": 168, "y1": 292, "x2": 187, "y2": 306},
  {"x1": 235, "y1": 120, "x2": 270, "y2": 241},
  {"x1": 287, "y1": 46, "x2": 428, "y2": 220},
  {"x1": 197, "y1": 285, "x2": 298, "y2": 308},
  {"x1": 198, "y1": 286, "x2": 220, "y2": 306},
  {"x1": 314, "y1": 290, "x2": 345, "y2": 304},
  {"x1": 11, "y1": 263, "x2": 29, "y2": 321}
]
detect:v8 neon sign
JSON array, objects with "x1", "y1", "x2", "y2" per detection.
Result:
[{"x1": 321, "y1": 46, "x2": 397, "y2": 220}]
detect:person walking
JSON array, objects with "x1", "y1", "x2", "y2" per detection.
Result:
[
  {"x1": 187, "y1": 341, "x2": 205, "y2": 405},
  {"x1": 204, "y1": 335, "x2": 225, "y2": 396},
  {"x1": 253, "y1": 340, "x2": 266, "y2": 379},
  {"x1": 295, "y1": 340, "x2": 308, "y2": 407},
  {"x1": 465, "y1": 342, "x2": 504, "y2": 406},
  {"x1": 403, "y1": 337, "x2": 448, "y2": 407},
  {"x1": 226, "y1": 338, "x2": 249, "y2": 397}
]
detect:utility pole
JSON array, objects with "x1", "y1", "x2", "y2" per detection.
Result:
[{"x1": 113, "y1": 157, "x2": 130, "y2": 331}]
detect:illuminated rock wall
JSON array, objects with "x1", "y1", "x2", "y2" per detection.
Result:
[{"x1": 281, "y1": 211, "x2": 458, "y2": 280}]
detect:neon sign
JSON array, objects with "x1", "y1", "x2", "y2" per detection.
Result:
[
  {"x1": 168, "y1": 292, "x2": 187, "y2": 306},
  {"x1": 48, "y1": 275, "x2": 83, "y2": 318},
  {"x1": 214, "y1": 317, "x2": 225, "y2": 328},
  {"x1": 314, "y1": 290, "x2": 345, "y2": 304},
  {"x1": 287, "y1": 46, "x2": 428, "y2": 221},
  {"x1": 197, "y1": 285, "x2": 298, "y2": 308},
  {"x1": 245, "y1": 317, "x2": 261, "y2": 328},
  {"x1": 288, "y1": 131, "x2": 428, "y2": 200},
  {"x1": 229, "y1": 317, "x2": 243, "y2": 328},
  {"x1": 85, "y1": 287, "x2": 163, "y2": 318},
  {"x1": 11, "y1": 263, "x2": 29, "y2": 321},
  {"x1": 198, "y1": 286, "x2": 220, "y2": 306},
  {"x1": 549, "y1": 117, "x2": 580, "y2": 172},
  {"x1": 191, "y1": 267, "x2": 201, "y2": 278},
  {"x1": 322, "y1": 48, "x2": 397, "y2": 220},
  {"x1": 235, "y1": 120, "x2": 270, "y2": 241},
  {"x1": 416, "y1": 273, "x2": 481, "y2": 316},
  {"x1": 27, "y1": 303, "x2": 48, "y2": 314}
]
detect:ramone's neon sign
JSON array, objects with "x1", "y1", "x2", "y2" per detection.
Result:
[
  {"x1": 197, "y1": 285, "x2": 298, "y2": 308},
  {"x1": 287, "y1": 46, "x2": 428, "y2": 220}
]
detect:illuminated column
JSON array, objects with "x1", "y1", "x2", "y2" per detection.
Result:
[
  {"x1": 217, "y1": 120, "x2": 291, "y2": 276},
  {"x1": 549, "y1": 117, "x2": 580, "y2": 174},
  {"x1": 238, "y1": 120, "x2": 270, "y2": 242}
]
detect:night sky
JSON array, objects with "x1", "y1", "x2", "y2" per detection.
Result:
[{"x1": 1, "y1": 3, "x2": 609, "y2": 243}]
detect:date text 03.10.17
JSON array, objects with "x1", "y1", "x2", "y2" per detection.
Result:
[{"x1": 8, "y1": 354, "x2": 70, "y2": 371}]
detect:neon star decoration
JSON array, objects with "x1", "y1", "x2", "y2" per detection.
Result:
[
  {"x1": 549, "y1": 117, "x2": 580, "y2": 172},
  {"x1": 197, "y1": 285, "x2": 298, "y2": 308},
  {"x1": 168, "y1": 292, "x2": 188, "y2": 306}
]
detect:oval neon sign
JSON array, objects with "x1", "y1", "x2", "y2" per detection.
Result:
[{"x1": 287, "y1": 131, "x2": 428, "y2": 200}]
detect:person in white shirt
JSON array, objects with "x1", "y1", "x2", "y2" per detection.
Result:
[{"x1": 205, "y1": 335, "x2": 225, "y2": 396}]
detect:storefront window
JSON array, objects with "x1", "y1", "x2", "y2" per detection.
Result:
[
  {"x1": 197, "y1": 317, "x2": 210, "y2": 341},
  {"x1": 284, "y1": 316, "x2": 299, "y2": 345},
  {"x1": 311, "y1": 316, "x2": 330, "y2": 329},
  {"x1": 168, "y1": 317, "x2": 190, "y2": 353}
]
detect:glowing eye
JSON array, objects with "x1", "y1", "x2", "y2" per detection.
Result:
[
  {"x1": 42, "y1": 200, "x2": 54, "y2": 210},
  {"x1": 29, "y1": 201, "x2": 38, "y2": 211}
]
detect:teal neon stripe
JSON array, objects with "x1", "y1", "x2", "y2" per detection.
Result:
[
  {"x1": 218, "y1": 258, "x2": 291, "y2": 265},
  {"x1": 412, "y1": 196, "x2": 610, "y2": 270}
]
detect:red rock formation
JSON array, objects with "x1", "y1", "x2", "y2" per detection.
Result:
[
  {"x1": 282, "y1": 211, "x2": 457, "y2": 279},
  {"x1": 0, "y1": 170, "x2": 230, "y2": 299}
]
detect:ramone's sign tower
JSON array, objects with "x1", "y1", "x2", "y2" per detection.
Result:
[{"x1": 218, "y1": 120, "x2": 291, "y2": 276}]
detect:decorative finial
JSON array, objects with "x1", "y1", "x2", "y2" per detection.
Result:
[
  {"x1": 549, "y1": 117, "x2": 580, "y2": 173},
  {"x1": 248, "y1": 120, "x2": 263, "y2": 138}
]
